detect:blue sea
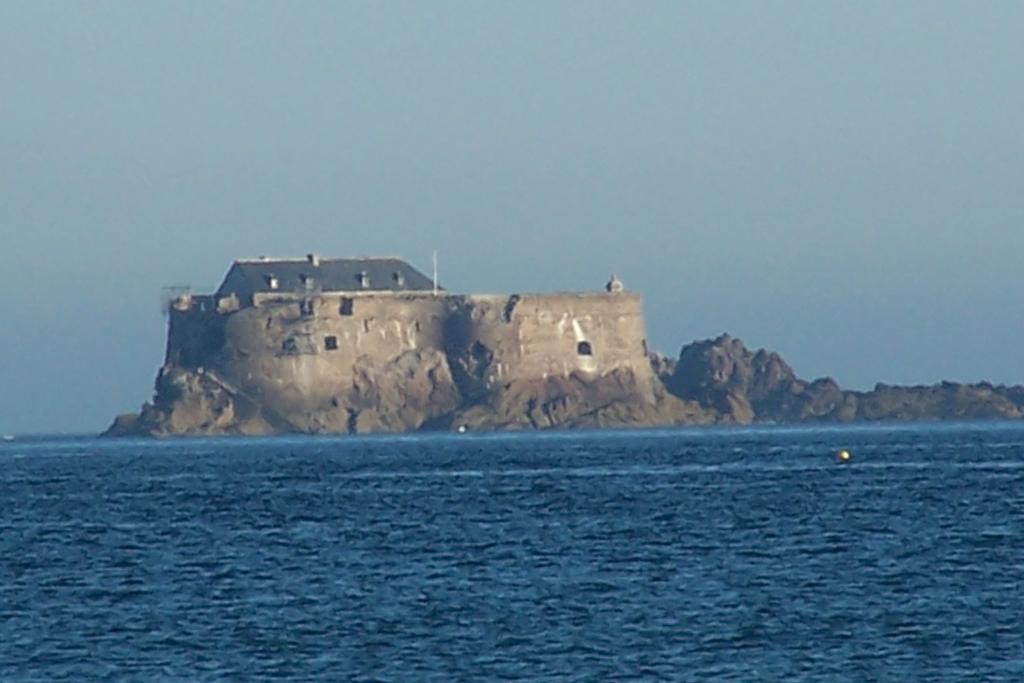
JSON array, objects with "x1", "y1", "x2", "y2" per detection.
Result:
[{"x1": 1, "y1": 424, "x2": 1023, "y2": 681}]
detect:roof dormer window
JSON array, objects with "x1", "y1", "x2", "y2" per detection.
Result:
[
  {"x1": 358, "y1": 271, "x2": 370, "y2": 289},
  {"x1": 266, "y1": 275, "x2": 279, "y2": 290},
  {"x1": 393, "y1": 271, "x2": 405, "y2": 286}
]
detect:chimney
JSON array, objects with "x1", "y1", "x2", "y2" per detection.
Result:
[{"x1": 307, "y1": 252, "x2": 320, "y2": 267}]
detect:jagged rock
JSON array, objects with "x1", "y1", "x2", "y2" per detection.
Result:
[
  {"x1": 104, "y1": 412, "x2": 142, "y2": 437},
  {"x1": 117, "y1": 366, "x2": 276, "y2": 436},
  {"x1": 343, "y1": 349, "x2": 461, "y2": 433},
  {"x1": 648, "y1": 352, "x2": 677, "y2": 385},
  {"x1": 666, "y1": 334, "x2": 810, "y2": 423},
  {"x1": 852, "y1": 382, "x2": 1024, "y2": 421},
  {"x1": 664, "y1": 335, "x2": 1024, "y2": 424},
  {"x1": 444, "y1": 368, "x2": 714, "y2": 432},
  {"x1": 107, "y1": 350, "x2": 461, "y2": 437}
]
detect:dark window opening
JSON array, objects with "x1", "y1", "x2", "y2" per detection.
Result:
[
  {"x1": 577, "y1": 341, "x2": 593, "y2": 356},
  {"x1": 502, "y1": 294, "x2": 521, "y2": 323},
  {"x1": 300, "y1": 299, "x2": 314, "y2": 316},
  {"x1": 340, "y1": 297, "x2": 354, "y2": 316},
  {"x1": 324, "y1": 335, "x2": 338, "y2": 351},
  {"x1": 282, "y1": 338, "x2": 298, "y2": 354}
]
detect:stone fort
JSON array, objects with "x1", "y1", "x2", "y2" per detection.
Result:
[
  {"x1": 113, "y1": 252, "x2": 1024, "y2": 436},
  {"x1": 141, "y1": 253, "x2": 667, "y2": 434}
]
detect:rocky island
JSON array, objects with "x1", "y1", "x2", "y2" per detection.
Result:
[{"x1": 105, "y1": 255, "x2": 1024, "y2": 437}]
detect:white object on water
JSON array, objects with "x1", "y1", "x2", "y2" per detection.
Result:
[
  {"x1": 457, "y1": 425, "x2": 467, "y2": 434},
  {"x1": 1, "y1": 435, "x2": 14, "y2": 442}
]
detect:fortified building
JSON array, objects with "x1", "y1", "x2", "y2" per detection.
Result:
[{"x1": 113, "y1": 253, "x2": 688, "y2": 435}]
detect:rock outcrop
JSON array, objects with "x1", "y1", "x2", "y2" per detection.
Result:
[
  {"x1": 106, "y1": 367, "x2": 276, "y2": 437},
  {"x1": 662, "y1": 334, "x2": 1024, "y2": 424},
  {"x1": 108, "y1": 350, "x2": 463, "y2": 437},
  {"x1": 852, "y1": 382, "x2": 1024, "y2": 422},
  {"x1": 106, "y1": 349, "x2": 708, "y2": 437},
  {"x1": 106, "y1": 331, "x2": 1024, "y2": 437},
  {"x1": 441, "y1": 369, "x2": 713, "y2": 432},
  {"x1": 664, "y1": 334, "x2": 855, "y2": 423}
]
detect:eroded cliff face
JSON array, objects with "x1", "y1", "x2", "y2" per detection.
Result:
[
  {"x1": 441, "y1": 361, "x2": 713, "y2": 432},
  {"x1": 107, "y1": 349, "x2": 462, "y2": 437},
  {"x1": 106, "y1": 367, "x2": 275, "y2": 437},
  {"x1": 105, "y1": 347, "x2": 703, "y2": 437}
]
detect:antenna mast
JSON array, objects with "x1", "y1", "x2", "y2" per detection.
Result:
[{"x1": 432, "y1": 249, "x2": 438, "y2": 295}]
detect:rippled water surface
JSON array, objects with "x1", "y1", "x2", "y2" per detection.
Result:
[{"x1": 2, "y1": 424, "x2": 1023, "y2": 680}]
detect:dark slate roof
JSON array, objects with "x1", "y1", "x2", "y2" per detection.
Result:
[{"x1": 215, "y1": 256, "x2": 438, "y2": 297}]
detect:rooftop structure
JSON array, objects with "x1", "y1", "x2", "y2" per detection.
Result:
[{"x1": 215, "y1": 253, "x2": 437, "y2": 300}]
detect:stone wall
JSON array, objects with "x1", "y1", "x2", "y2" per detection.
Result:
[
  {"x1": 444, "y1": 292, "x2": 652, "y2": 395},
  {"x1": 165, "y1": 295, "x2": 224, "y2": 369},
  {"x1": 139, "y1": 288, "x2": 656, "y2": 434},
  {"x1": 174, "y1": 292, "x2": 446, "y2": 414}
]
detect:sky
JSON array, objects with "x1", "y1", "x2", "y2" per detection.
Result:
[{"x1": 1, "y1": 1, "x2": 1023, "y2": 434}]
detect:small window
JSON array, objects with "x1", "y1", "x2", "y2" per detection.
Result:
[
  {"x1": 266, "y1": 275, "x2": 279, "y2": 290},
  {"x1": 357, "y1": 271, "x2": 370, "y2": 289},
  {"x1": 503, "y1": 294, "x2": 521, "y2": 323},
  {"x1": 300, "y1": 299, "x2": 314, "y2": 316},
  {"x1": 282, "y1": 338, "x2": 298, "y2": 354},
  {"x1": 393, "y1": 271, "x2": 405, "y2": 286},
  {"x1": 340, "y1": 297, "x2": 354, "y2": 316},
  {"x1": 577, "y1": 341, "x2": 593, "y2": 356},
  {"x1": 324, "y1": 335, "x2": 338, "y2": 351}
]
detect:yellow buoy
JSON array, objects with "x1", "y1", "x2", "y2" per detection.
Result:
[{"x1": 836, "y1": 449, "x2": 851, "y2": 462}]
